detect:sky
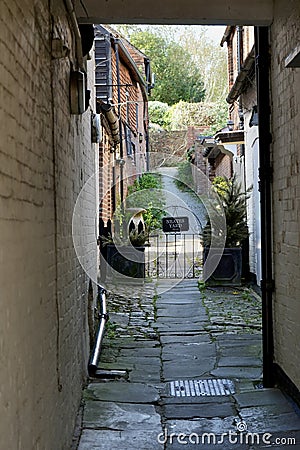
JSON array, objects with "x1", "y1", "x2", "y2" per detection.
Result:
[{"x1": 205, "y1": 25, "x2": 226, "y2": 44}]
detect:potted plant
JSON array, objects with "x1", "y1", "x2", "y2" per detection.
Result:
[
  {"x1": 202, "y1": 175, "x2": 252, "y2": 286},
  {"x1": 100, "y1": 172, "x2": 166, "y2": 280},
  {"x1": 100, "y1": 208, "x2": 149, "y2": 279}
]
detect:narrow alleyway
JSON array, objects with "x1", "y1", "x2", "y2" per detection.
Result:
[
  {"x1": 157, "y1": 166, "x2": 206, "y2": 233},
  {"x1": 76, "y1": 280, "x2": 300, "y2": 449},
  {"x1": 76, "y1": 171, "x2": 300, "y2": 449}
]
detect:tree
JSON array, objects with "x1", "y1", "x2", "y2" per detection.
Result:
[
  {"x1": 179, "y1": 26, "x2": 228, "y2": 102},
  {"x1": 148, "y1": 101, "x2": 171, "y2": 128},
  {"x1": 128, "y1": 30, "x2": 205, "y2": 105},
  {"x1": 112, "y1": 25, "x2": 228, "y2": 130},
  {"x1": 202, "y1": 175, "x2": 252, "y2": 248}
]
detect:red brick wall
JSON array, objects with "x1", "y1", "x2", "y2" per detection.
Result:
[
  {"x1": 100, "y1": 44, "x2": 148, "y2": 221},
  {"x1": 99, "y1": 132, "x2": 113, "y2": 224},
  {"x1": 215, "y1": 153, "x2": 232, "y2": 178},
  {"x1": 111, "y1": 49, "x2": 138, "y2": 133}
]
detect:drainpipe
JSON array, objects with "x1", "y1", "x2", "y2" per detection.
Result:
[
  {"x1": 254, "y1": 26, "x2": 274, "y2": 388},
  {"x1": 88, "y1": 287, "x2": 109, "y2": 376},
  {"x1": 64, "y1": 0, "x2": 84, "y2": 70},
  {"x1": 145, "y1": 131, "x2": 150, "y2": 172},
  {"x1": 237, "y1": 26, "x2": 245, "y2": 150},
  {"x1": 237, "y1": 26, "x2": 249, "y2": 279},
  {"x1": 114, "y1": 40, "x2": 124, "y2": 204}
]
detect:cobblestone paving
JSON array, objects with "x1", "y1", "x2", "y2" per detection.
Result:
[
  {"x1": 202, "y1": 286, "x2": 262, "y2": 334},
  {"x1": 76, "y1": 280, "x2": 300, "y2": 450},
  {"x1": 76, "y1": 168, "x2": 300, "y2": 449}
]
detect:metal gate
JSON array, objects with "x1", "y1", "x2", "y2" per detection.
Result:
[{"x1": 145, "y1": 233, "x2": 202, "y2": 279}]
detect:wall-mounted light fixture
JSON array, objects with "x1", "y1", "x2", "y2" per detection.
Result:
[
  {"x1": 91, "y1": 113, "x2": 102, "y2": 143},
  {"x1": 227, "y1": 120, "x2": 234, "y2": 131},
  {"x1": 116, "y1": 158, "x2": 125, "y2": 166},
  {"x1": 70, "y1": 71, "x2": 86, "y2": 114}
]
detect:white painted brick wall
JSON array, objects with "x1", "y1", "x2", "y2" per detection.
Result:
[
  {"x1": 242, "y1": 87, "x2": 262, "y2": 285},
  {"x1": 271, "y1": 1, "x2": 300, "y2": 391},
  {"x1": 0, "y1": 1, "x2": 98, "y2": 448}
]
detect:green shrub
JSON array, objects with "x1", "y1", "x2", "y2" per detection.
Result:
[
  {"x1": 127, "y1": 173, "x2": 166, "y2": 233},
  {"x1": 148, "y1": 101, "x2": 171, "y2": 129},
  {"x1": 202, "y1": 174, "x2": 252, "y2": 248},
  {"x1": 174, "y1": 160, "x2": 194, "y2": 191}
]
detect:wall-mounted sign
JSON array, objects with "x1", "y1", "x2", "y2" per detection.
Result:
[{"x1": 162, "y1": 216, "x2": 189, "y2": 233}]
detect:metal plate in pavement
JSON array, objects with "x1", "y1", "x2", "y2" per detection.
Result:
[{"x1": 169, "y1": 379, "x2": 235, "y2": 397}]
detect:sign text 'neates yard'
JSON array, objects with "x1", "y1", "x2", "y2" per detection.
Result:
[{"x1": 162, "y1": 216, "x2": 189, "y2": 233}]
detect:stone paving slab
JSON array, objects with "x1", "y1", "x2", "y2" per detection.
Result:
[
  {"x1": 78, "y1": 429, "x2": 163, "y2": 450},
  {"x1": 129, "y1": 370, "x2": 161, "y2": 383},
  {"x1": 165, "y1": 416, "x2": 239, "y2": 435},
  {"x1": 83, "y1": 401, "x2": 161, "y2": 430},
  {"x1": 163, "y1": 402, "x2": 236, "y2": 419},
  {"x1": 158, "y1": 297, "x2": 201, "y2": 305},
  {"x1": 240, "y1": 407, "x2": 300, "y2": 433},
  {"x1": 119, "y1": 346, "x2": 161, "y2": 357},
  {"x1": 220, "y1": 346, "x2": 262, "y2": 359},
  {"x1": 103, "y1": 357, "x2": 160, "y2": 368},
  {"x1": 210, "y1": 366, "x2": 262, "y2": 380},
  {"x1": 218, "y1": 357, "x2": 261, "y2": 367},
  {"x1": 84, "y1": 381, "x2": 160, "y2": 403},
  {"x1": 98, "y1": 362, "x2": 135, "y2": 371},
  {"x1": 156, "y1": 314, "x2": 207, "y2": 323},
  {"x1": 155, "y1": 324, "x2": 207, "y2": 333},
  {"x1": 162, "y1": 342, "x2": 216, "y2": 355},
  {"x1": 108, "y1": 312, "x2": 130, "y2": 327},
  {"x1": 160, "y1": 334, "x2": 211, "y2": 344},
  {"x1": 218, "y1": 334, "x2": 262, "y2": 342},
  {"x1": 77, "y1": 277, "x2": 300, "y2": 450},
  {"x1": 103, "y1": 338, "x2": 158, "y2": 348},
  {"x1": 163, "y1": 358, "x2": 216, "y2": 380},
  {"x1": 234, "y1": 388, "x2": 292, "y2": 408}
]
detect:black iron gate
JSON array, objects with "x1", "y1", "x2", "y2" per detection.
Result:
[{"x1": 145, "y1": 233, "x2": 202, "y2": 279}]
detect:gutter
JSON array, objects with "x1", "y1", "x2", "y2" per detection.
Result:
[
  {"x1": 100, "y1": 103, "x2": 120, "y2": 144},
  {"x1": 220, "y1": 26, "x2": 234, "y2": 47},
  {"x1": 64, "y1": 0, "x2": 84, "y2": 70}
]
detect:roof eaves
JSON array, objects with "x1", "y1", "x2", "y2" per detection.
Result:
[
  {"x1": 115, "y1": 38, "x2": 147, "y2": 93},
  {"x1": 226, "y1": 46, "x2": 255, "y2": 103},
  {"x1": 220, "y1": 26, "x2": 235, "y2": 47}
]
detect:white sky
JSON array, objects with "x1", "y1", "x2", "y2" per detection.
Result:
[{"x1": 205, "y1": 25, "x2": 226, "y2": 44}]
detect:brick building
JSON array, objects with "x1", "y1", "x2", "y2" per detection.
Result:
[
  {"x1": 94, "y1": 25, "x2": 151, "y2": 225},
  {"x1": 0, "y1": 2, "x2": 98, "y2": 449},
  {"x1": 221, "y1": 26, "x2": 262, "y2": 285}
]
